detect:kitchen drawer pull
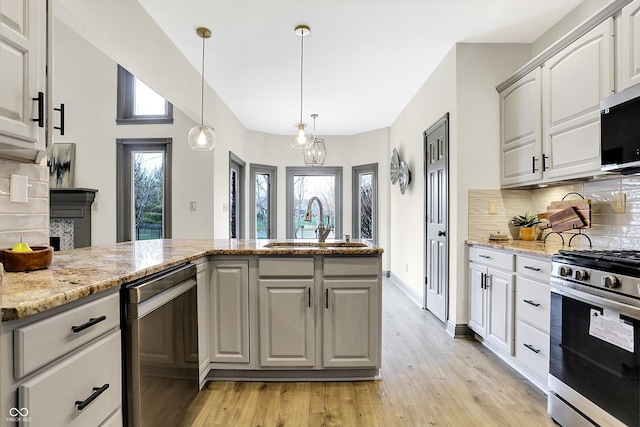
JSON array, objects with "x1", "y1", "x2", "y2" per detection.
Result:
[
  {"x1": 75, "y1": 383, "x2": 109, "y2": 410},
  {"x1": 524, "y1": 265, "x2": 541, "y2": 272},
  {"x1": 523, "y1": 343, "x2": 540, "y2": 354},
  {"x1": 32, "y1": 92, "x2": 44, "y2": 128},
  {"x1": 523, "y1": 299, "x2": 540, "y2": 307},
  {"x1": 71, "y1": 315, "x2": 107, "y2": 333},
  {"x1": 308, "y1": 287, "x2": 311, "y2": 308},
  {"x1": 54, "y1": 103, "x2": 65, "y2": 135},
  {"x1": 478, "y1": 254, "x2": 491, "y2": 259},
  {"x1": 325, "y1": 289, "x2": 329, "y2": 309}
]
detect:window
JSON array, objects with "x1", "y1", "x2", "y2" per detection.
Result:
[
  {"x1": 286, "y1": 167, "x2": 342, "y2": 239},
  {"x1": 116, "y1": 139, "x2": 172, "y2": 242},
  {"x1": 352, "y1": 163, "x2": 378, "y2": 243},
  {"x1": 250, "y1": 164, "x2": 277, "y2": 239},
  {"x1": 230, "y1": 153, "x2": 246, "y2": 239},
  {"x1": 117, "y1": 65, "x2": 173, "y2": 124}
]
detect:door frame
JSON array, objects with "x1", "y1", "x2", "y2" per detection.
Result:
[
  {"x1": 229, "y1": 152, "x2": 246, "y2": 239},
  {"x1": 423, "y1": 113, "x2": 449, "y2": 322}
]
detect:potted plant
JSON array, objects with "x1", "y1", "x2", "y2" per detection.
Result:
[{"x1": 510, "y1": 211, "x2": 542, "y2": 241}]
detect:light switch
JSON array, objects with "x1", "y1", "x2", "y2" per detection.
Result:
[
  {"x1": 10, "y1": 174, "x2": 28, "y2": 203},
  {"x1": 613, "y1": 193, "x2": 626, "y2": 213},
  {"x1": 190, "y1": 201, "x2": 197, "y2": 211},
  {"x1": 488, "y1": 199, "x2": 498, "y2": 214}
]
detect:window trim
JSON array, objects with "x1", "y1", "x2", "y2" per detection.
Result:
[
  {"x1": 116, "y1": 65, "x2": 174, "y2": 125},
  {"x1": 352, "y1": 163, "x2": 378, "y2": 244},
  {"x1": 285, "y1": 166, "x2": 343, "y2": 239},
  {"x1": 249, "y1": 163, "x2": 277, "y2": 239},
  {"x1": 116, "y1": 138, "x2": 172, "y2": 242}
]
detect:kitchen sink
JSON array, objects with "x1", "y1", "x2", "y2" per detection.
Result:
[{"x1": 263, "y1": 241, "x2": 368, "y2": 248}]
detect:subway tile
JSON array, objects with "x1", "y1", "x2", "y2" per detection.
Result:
[
  {"x1": 0, "y1": 229, "x2": 49, "y2": 248},
  {"x1": 0, "y1": 213, "x2": 49, "y2": 230},
  {"x1": 468, "y1": 189, "x2": 503, "y2": 198},
  {"x1": 584, "y1": 178, "x2": 620, "y2": 193}
]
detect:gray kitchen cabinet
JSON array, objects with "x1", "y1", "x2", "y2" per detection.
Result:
[
  {"x1": 322, "y1": 257, "x2": 380, "y2": 368},
  {"x1": 209, "y1": 259, "x2": 250, "y2": 365},
  {"x1": 0, "y1": 0, "x2": 52, "y2": 163},
  {"x1": 617, "y1": 0, "x2": 640, "y2": 91},
  {"x1": 196, "y1": 258, "x2": 210, "y2": 384},
  {"x1": 468, "y1": 247, "x2": 515, "y2": 356},
  {"x1": 500, "y1": 68, "x2": 543, "y2": 187},
  {"x1": 541, "y1": 18, "x2": 613, "y2": 181}
]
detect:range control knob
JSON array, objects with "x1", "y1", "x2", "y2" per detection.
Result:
[
  {"x1": 603, "y1": 275, "x2": 620, "y2": 289},
  {"x1": 558, "y1": 266, "x2": 573, "y2": 277},
  {"x1": 574, "y1": 270, "x2": 589, "y2": 281}
]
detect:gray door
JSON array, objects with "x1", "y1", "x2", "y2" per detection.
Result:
[{"x1": 424, "y1": 114, "x2": 449, "y2": 324}]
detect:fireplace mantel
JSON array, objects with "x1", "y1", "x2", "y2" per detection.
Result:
[{"x1": 50, "y1": 188, "x2": 98, "y2": 249}]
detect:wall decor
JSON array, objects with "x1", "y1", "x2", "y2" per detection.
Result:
[
  {"x1": 399, "y1": 160, "x2": 412, "y2": 194},
  {"x1": 48, "y1": 143, "x2": 76, "y2": 188},
  {"x1": 390, "y1": 148, "x2": 400, "y2": 184}
]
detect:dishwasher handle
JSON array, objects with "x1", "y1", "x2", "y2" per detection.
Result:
[{"x1": 127, "y1": 263, "x2": 197, "y2": 304}]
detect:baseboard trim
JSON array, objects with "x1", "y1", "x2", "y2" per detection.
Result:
[
  {"x1": 388, "y1": 271, "x2": 423, "y2": 307},
  {"x1": 446, "y1": 320, "x2": 474, "y2": 338}
]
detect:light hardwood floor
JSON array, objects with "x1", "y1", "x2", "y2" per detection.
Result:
[{"x1": 183, "y1": 278, "x2": 555, "y2": 426}]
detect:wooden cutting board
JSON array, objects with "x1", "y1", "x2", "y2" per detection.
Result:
[
  {"x1": 546, "y1": 200, "x2": 591, "y2": 228},
  {"x1": 548, "y1": 207, "x2": 585, "y2": 232}
]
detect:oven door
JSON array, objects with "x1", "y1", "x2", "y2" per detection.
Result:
[{"x1": 549, "y1": 280, "x2": 639, "y2": 427}]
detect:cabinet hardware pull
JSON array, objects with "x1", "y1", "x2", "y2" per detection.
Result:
[
  {"x1": 32, "y1": 92, "x2": 44, "y2": 128},
  {"x1": 523, "y1": 299, "x2": 540, "y2": 307},
  {"x1": 542, "y1": 154, "x2": 549, "y2": 171},
  {"x1": 532, "y1": 156, "x2": 538, "y2": 173},
  {"x1": 71, "y1": 315, "x2": 107, "y2": 333},
  {"x1": 479, "y1": 254, "x2": 491, "y2": 259},
  {"x1": 54, "y1": 103, "x2": 65, "y2": 135},
  {"x1": 308, "y1": 287, "x2": 311, "y2": 308},
  {"x1": 75, "y1": 383, "x2": 109, "y2": 410},
  {"x1": 524, "y1": 266, "x2": 541, "y2": 271},
  {"x1": 481, "y1": 273, "x2": 486, "y2": 289},
  {"x1": 523, "y1": 343, "x2": 540, "y2": 354},
  {"x1": 325, "y1": 289, "x2": 329, "y2": 309}
]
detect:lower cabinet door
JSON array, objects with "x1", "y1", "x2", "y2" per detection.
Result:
[
  {"x1": 259, "y1": 279, "x2": 315, "y2": 367},
  {"x1": 323, "y1": 278, "x2": 379, "y2": 368},
  {"x1": 18, "y1": 331, "x2": 122, "y2": 427},
  {"x1": 486, "y1": 268, "x2": 515, "y2": 355}
]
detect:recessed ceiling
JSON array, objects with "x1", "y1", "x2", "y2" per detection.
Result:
[{"x1": 138, "y1": 0, "x2": 583, "y2": 136}]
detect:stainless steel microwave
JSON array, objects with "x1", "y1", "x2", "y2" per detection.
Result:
[{"x1": 600, "y1": 83, "x2": 640, "y2": 173}]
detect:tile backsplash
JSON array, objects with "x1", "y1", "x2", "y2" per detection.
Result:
[
  {"x1": 469, "y1": 176, "x2": 640, "y2": 249},
  {"x1": 0, "y1": 159, "x2": 49, "y2": 249}
]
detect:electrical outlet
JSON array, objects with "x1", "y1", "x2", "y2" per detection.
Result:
[
  {"x1": 190, "y1": 201, "x2": 197, "y2": 211},
  {"x1": 488, "y1": 200, "x2": 498, "y2": 214},
  {"x1": 10, "y1": 174, "x2": 28, "y2": 203},
  {"x1": 613, "y1": 193, "x2": 626, "y2": 213}
]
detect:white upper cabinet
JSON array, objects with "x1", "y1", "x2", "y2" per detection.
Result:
[
  {"x1": 617, "y1": 0, "x2": 640, "y2": 91},
  {"x1": 542, "y1": 18, "x2": 614, "y2": 181},
  {"x1": 500, "y1": 68, "x2": 543, "y2": 187},
  {"x1": 0, "y1": 0, "x2": 50, "y2": 163}
]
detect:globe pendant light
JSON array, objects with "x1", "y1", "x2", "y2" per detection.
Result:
[
  {"x1": 303, "y1": 114, "x2": 327, "y2": 166},
  {"x1": 188, "y1": 27, "x2": 216, "y2": 151},
  {"x1": 289, "y1": 25, "x2": 314, "y2": 149}
]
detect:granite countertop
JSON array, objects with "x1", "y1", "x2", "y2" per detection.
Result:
[
  {"x1": 466, "y1": 238, "x2": 569, "y2": 258},
  {"x1": 0, "y1": 238, "x2": 383, "y2": 322}
]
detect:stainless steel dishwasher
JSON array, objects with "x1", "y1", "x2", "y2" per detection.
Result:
[{"x1": 122, "y1": 263, "x2": 199, "y2": 427}]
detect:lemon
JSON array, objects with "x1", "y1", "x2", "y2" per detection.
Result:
[{"x1": 11, "y1": 240, "x2": 33, "y2": 252}]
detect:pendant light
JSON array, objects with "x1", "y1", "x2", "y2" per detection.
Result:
[
  {"x1": 188, "y1": 27, "x2": 216, "y2": 151},
  {"x1": 303, "y1": 114, "x2": 327, "y2": 166},
  {"x1": 289, "y1": 25, "x2": 315, "y2": 149}
]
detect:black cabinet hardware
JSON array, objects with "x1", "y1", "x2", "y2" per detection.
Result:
[
  {"x1": 32, "y1": 92, "x2": 44, "y2": 128},
  {"x1": 54, "y1": 103, "x2": 65, "y2": 135},
  {"x1": 523, "y1": 343, "x2": 540, "y2": 354},
  {"x1": 308, "y1": 287, "x2": 311, "y2": 308},
  {"x1": 524, "y1": 265, "x2": 541, "y2": 271},
  {"x1": 479, "y1": 254, "x2": 491, "y2": 259},
  {"x1": 542, "y1": 154, "x2": 549, "y2": 171},
  {"x1": 523, "y1": 299, "x2": 541, "y2": 307},
  {"x1": 532, "y1": 156, "x2": 538, "y2": 173},
  {"x1": 438, "y1": 230, "x2": 446, "y2": 237},
  {"x1": 481, "y1": 273, "x2": 487, "y2": 289},
  {"x1": 75, "y1": 383, "x2": 109, "y2": 410},
  {"x1": 325, "y1": 289, "x2": 329, "y2": 309},
  {"x1": 71, "y1": 315, "x2": 107, "y2": 333}
]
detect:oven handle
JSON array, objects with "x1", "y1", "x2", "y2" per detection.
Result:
[{"x1": 551, "y1": 280, "x2": 640, "y2": 319}]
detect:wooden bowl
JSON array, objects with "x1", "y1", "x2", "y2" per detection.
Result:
[{"x1": 0, "y1": 246, "x2": 53, "y2": 272}]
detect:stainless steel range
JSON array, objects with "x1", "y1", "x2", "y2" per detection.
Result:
[{"x1": 549, "y1": 250, "x2": 640, "y2": 427}]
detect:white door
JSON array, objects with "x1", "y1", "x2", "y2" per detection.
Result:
[{"x1": 424, "y1": 114, "x2": 449, "y2": 324}]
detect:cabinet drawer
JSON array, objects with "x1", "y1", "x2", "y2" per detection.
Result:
[
  {"x1": 14, "y1": 293, "x2": 119, "y2": 378},
  {"x1": 18, "y1": 331, "x2": 122, "y2": 427},
  {"x1": 516, "y1": 276, "x2": 550, "y2": 334},
  {"x1": 515, "y1": 320, "x2": 549, "y2": 381},
  {"x1": 323, "y1": 256, "x2": 379, "y2": 276},
  {"x1": 469, "y1": 247, "x2": 514, "y2": 271},
  {"x1": 516, "y1": 256, "x2": 551, "y2": 281},
  {"x1": 259, "y1": 257, "x2": 314, "y2": 277}
]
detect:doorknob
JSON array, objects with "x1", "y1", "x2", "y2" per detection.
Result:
[{"x1": 438, "y1": 230, "x2": 446, "y2": 237}]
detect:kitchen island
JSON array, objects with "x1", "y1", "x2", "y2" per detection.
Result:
[{"x1": 0, "y1": 239, "x2": 383, "y2": 426}]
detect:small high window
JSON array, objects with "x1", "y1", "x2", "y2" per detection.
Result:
[{"x1": 117, "y1": 65, "x2": 173, "y2": 124}]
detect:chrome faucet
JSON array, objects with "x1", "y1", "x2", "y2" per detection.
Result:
[{"x1": 304, "y1": 196, "x2": 332, "y2": 242}]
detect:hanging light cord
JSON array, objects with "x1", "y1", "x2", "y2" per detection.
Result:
[
  {"x1": 299, "y1": 30, "x2": 304, "y2": 124},
  {"x1": 200, "y1": 32, "x2": 206, "y2": 127}
]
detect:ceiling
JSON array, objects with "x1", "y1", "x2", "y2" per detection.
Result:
[{"x1": 138, "y1": 0, "x2": 584, "y2": 136}]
